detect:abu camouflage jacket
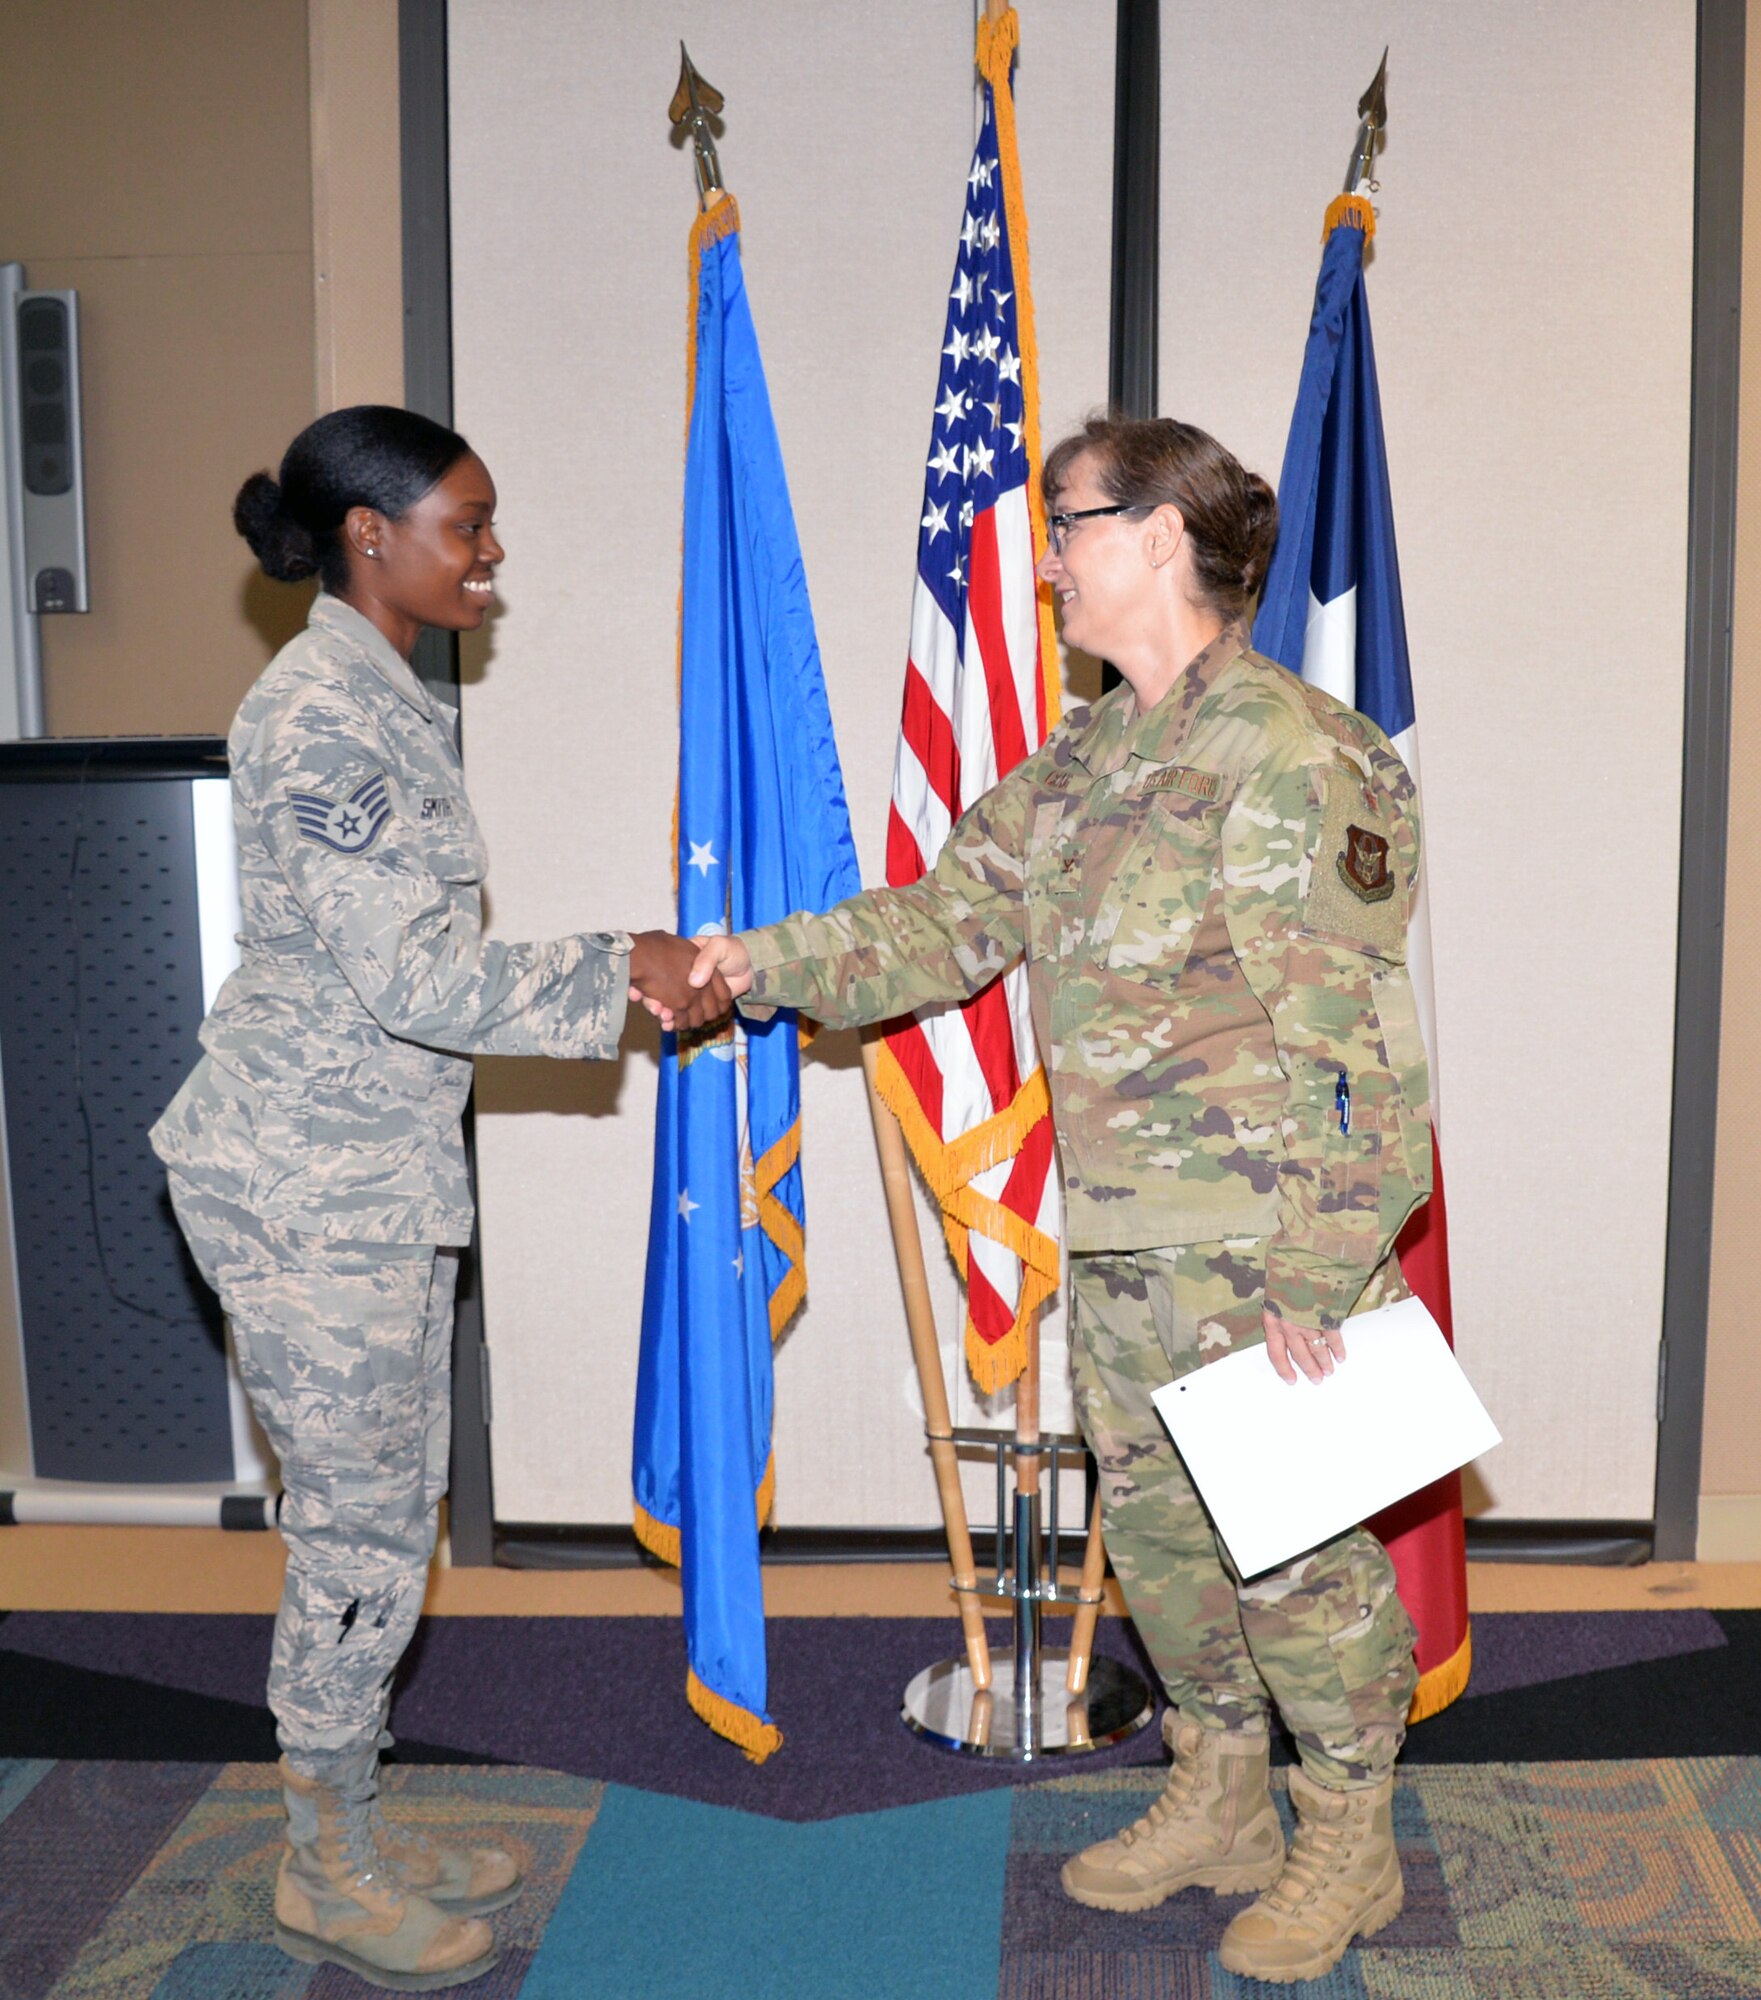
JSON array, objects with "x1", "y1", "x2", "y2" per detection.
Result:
[
  {"x1": 152, "y1": 594, "x2": 630, "y2": 1244},
  {"x1": 741, "y1": 625, "x2": 1432, "y2": 1328}
]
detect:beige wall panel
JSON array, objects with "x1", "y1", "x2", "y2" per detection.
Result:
[
  {"x1": 451, "y1": 0, "x2": 1113, "y2": 1524},
  {"x1": 3, "y1": 0, "x2": 312, "y2": 263},
  {"x1": 29, "y1": 254, "x2": 317, "y2": 737},
  {"x1": 1700, "y1": 0, "x2": 1761, "y2": 1544},
  {"x1": 2, "y1": 0, "x2": 315, "y2": 738},
  {"x1": 1157, "y1": 3, "x2": 1696, "y2": 1520},
  {"x1": 310, "y1": 0, "x2": 406, "y2": 412}
]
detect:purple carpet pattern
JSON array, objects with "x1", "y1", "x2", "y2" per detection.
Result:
[
  {"x1": 0, "y1": 1608, "x2": 1728, "y2": 1819},
  {"x1": 0, "y1": 1608, "x2": 1755, "y2": 1996}
]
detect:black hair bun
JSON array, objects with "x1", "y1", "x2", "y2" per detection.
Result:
[{"x1": 233, "y1": 471, "x2": 318, "y2": 583}]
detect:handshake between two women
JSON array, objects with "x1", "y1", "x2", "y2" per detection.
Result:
[{"x1": 627, "y1": 931, "x2": 755, "y2": 1034}]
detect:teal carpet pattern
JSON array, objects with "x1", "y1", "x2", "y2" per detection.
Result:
[{"x1": 11, "y1": 1756, "x2": 1761, "y2": 1998}]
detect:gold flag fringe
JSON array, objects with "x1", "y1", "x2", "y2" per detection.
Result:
[
  {"x1": 688, "y1": 1667, "x2": 783, "y2": 1764},
  {"x1": 874, "y1": 1039, "x2": 1059, "y2": 1394},
  {"x1": 1323, "y1": 192, "x2": 1377, "y2": 243},
  {"x1": 976, "y1": 5, "x2": 1064, "y2": 745},
  {"x1": 632, "y1": 1449, "x2": 777, "y2": 1569},
  {"x1": 672, "y1": 193, "x2": 744, "y2": 883},
  {"x1": 754, "y1": 1116, "x2": 807, "y2": 1340},
  {"x1": 1407, "y1": 1621, "x2": 1471, "y2": 1723},
  {"x1": 632, "y1": 1498, "x2": 681, "y2": 1568}
]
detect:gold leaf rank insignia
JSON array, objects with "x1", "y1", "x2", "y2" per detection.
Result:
[{"x1": 1338, "y1": 824, "x2": 1394, "y2": 903}]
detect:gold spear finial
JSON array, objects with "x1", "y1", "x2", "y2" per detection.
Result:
[
  {"x1": 1342, "y1": 48, "x2": 1388, "y2": 195},
  {"x1": 669, "y1": 44, "x2": 725, "y2": 206}
]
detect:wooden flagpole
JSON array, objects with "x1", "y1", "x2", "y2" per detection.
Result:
[{"x1": 860, "y1": 1037, "x2": 991, "y2": 1689}]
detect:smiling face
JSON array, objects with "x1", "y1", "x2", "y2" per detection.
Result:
[
  {"x1": 1037, "y1": 450, "x2": 1162, "y2": 664},
  {"x1": 344, "y1": 451, "x2": 504, "y2": 658}
]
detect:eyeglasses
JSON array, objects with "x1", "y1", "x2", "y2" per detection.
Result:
[{"x1": 1045, "y1": 503, "x2": 1149, "y2": 555}]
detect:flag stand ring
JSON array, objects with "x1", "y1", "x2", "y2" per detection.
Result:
[{"x1": 900, "y1": 1439, "x2": 1154, "y2": 1759}]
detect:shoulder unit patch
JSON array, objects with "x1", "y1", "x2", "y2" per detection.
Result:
[{"x1": 1337, "y1": 824, "x2": 1394, "y2": 903}]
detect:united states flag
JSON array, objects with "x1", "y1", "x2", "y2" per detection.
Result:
[{"x1": 873, "y1": 10, "x2": 1060, "y2": 1394}]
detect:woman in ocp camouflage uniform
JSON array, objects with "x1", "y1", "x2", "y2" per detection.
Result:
[
  {"x1": 672, "y1": 416, "x2": 1433, "y2": 1986},
  {"x1": 152, "y1": 407, "x2": 724, "y2": 1991}
]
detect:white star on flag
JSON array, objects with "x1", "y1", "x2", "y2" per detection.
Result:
[
  {"x1": 677, "y1": 1189, "x2": 699, "y2": 1222},
  {"x1": 998, "y1": 347, "x2": 1022, "y2": 386},
  {"x1": 943, "y1": 327, "x2": 971, "y2": 368},
  {"x1": 928, "y1": 440, "x2": 961, "y2": 482},
  {"x1": 687, "y1": 840, "x2": 718, "y2": 878},
  {"x1": 922, "y1": 500, "x2": 950, "y2": 542}
]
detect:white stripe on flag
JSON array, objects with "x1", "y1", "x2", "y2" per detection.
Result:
[
  {"x1": 993, "y1": 486, "x2": 1043, "y2": 753},
  {"x1": 1303, "y1": 586, "x2": 1358, "y2": 708}
]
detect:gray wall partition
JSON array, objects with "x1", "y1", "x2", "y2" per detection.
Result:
[{"x1": 1654, "y1": 0, "x2": 1745, "y2": 1560}]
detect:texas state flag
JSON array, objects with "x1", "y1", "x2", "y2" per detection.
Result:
[{"x1": 1254, "y1": 196, "x2": 1471, "y2": 1721}]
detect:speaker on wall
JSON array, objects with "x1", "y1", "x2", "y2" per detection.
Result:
[
  {"x1": 0, "y1": 262, "x2": 89, "y2": 741},
  {"x1": 0, "y1": 738, "x2": 274, "y2": 1526}
]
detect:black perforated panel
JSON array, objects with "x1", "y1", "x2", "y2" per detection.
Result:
[{"x1": 0, "y1": 760, "x2": 233, "y2": 1482}]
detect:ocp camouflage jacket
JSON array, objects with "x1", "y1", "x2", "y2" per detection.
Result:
[{"x1": 741, "y1": 625, "x2": 1432, "y2": 1328}]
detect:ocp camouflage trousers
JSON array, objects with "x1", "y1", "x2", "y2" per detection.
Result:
[
  {"x1": 1069, "y1": 1241, "x2": 1418, "y2": 1789},
  {"x1": 168, "y1": 1174, "x2": 455, "y2": 1775}
]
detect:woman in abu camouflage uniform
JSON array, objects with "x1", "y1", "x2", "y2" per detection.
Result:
[
  {"x1": 672, "y1": 416, "x2": 1433, "y2": 1986},
  {"x1": 153, "y1": 406, "x2": 724, "y2": 1990}
]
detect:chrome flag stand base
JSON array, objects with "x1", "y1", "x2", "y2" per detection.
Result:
[{"x1": 900, "y1": 1438, "x2": 1154, "y2": 1761}]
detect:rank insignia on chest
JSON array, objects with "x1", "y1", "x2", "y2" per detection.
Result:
[
  {"x1": 1140, "y1": 763, "x2": 1222, "y2": 802},
  {"x1": 288, "y1": 772, "x2": 391, "y2": 855},
  {"x1": 1338, "y1": 823, "x2": 1394, "y2": 903}
]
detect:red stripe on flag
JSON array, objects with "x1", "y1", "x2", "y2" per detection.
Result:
[
  {"x1": 885, "y1": 806, "x2": 926, "y2": 892},
  {"x1": 966, "y1": 507, "x2": 1030, "y2": 779},
  {"x1": 966, "y1": 1246, "x2": 1018, "y2": 1347},
  {"x1": 899, "y1": 658, "x2": 961, "y2": 821},
  {"x1": 1370, "y1": 1133, "x2": 1468, "y2": 1689},
  {"x1": 882, "y1": 1013, "x2": 944, "y2": 1133},
  {"x1": 998, "y1": 1103, "x2": 1055, "y2": 1210},
  {"x1": 962, "y1": 970, "x2": 1023, "y2": 1117}
]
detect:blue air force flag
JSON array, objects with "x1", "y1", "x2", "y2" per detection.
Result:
[{"x1": 631, "y1": 192, "x2": 861, "y2": 1763}]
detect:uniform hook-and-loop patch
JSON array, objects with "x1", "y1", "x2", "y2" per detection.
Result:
[
  {"x1": 1139, "y1": 763, "x2": 1223, "y2": 802},
  {"x1": 1302, "y1": 758, "x2": 1406, "y2": 958}
]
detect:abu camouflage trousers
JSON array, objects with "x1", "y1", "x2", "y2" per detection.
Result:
[
  {"x1": 1069, "y1": 1241, "x2": 1418, "y2": 1789},
  {"x1": 168, "y1": 1174, "x2": 455, "y2": 1775}
]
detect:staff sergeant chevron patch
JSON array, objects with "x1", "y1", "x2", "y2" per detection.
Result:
[{"x1": 287, "y1": 771, "x2": 391, "y2": 855}]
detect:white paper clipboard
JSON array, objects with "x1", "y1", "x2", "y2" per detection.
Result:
[{"x1": 1149, "y1": 1294, "x2": 1500, "y2": 1579}]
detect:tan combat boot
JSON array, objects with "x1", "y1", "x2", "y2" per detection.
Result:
[
  {"x1": 1060, "y1": 1711, "x2": 1285, "y2": 1911},
  {"x1": 1218, "y1": 1765, "x2": 1403, "y2": 1983},
  {"x1": 371, "y1": 1804, "x2": 524, "y2": 1916},
  {"x1": 367, "y1": 1733, "x2": 523, "y2": 1917},
  {"x1": 274, "y1": 1758, "x2": 498, "y2": 1991}
]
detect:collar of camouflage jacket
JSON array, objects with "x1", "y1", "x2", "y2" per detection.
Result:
[
  {"x1": 1067, "y1": 621, "x2": 1251, "y2": 777},
  {"x1": 308, "y1": 593, "x2": 437, "y2": 724}
]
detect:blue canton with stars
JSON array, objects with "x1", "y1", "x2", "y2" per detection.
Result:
[{"x1": 917, "y1": 92, "x2": 1030, "y2": 651}]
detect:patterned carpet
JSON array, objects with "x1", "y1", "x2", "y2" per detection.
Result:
[
  {"x1": 6, "y1": 1756, "x2": 1761, "y2": 1998},
  {"x1": 0, "y1": 1611, "x2": 1757, "y2": 1998}
]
